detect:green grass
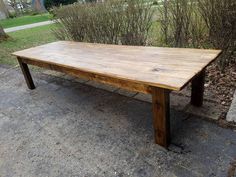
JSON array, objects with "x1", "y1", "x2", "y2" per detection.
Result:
[
  {"x1": 0, "y1": 21, "x2": 159, "y2": 66},
  {"x1": 0, "y1": 24, "x2": 58, "y2": 66},
  {"x1": 0, "y1": 13, "x2": 52, "y2": 29}
]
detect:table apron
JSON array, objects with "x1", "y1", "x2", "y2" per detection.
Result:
[{"x1": 18, "y1": 57, "x2": 153, "y2": 94}]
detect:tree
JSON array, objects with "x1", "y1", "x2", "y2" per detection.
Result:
[
  {"x1": 32, "y1": 0, "x2": 47, "y2": 13},
  {"x1": 0, "y1": 25, "x2": 9, "y2": 41},
  {"x1": 0, "y1": 0, "x2": 9, "y2": 19},
  {"x1": 0, "y1": 0, "x2": 9, "y2": 40}
]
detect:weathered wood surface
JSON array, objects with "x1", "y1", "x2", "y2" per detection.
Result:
[
  {"x1": 13, "y1": 41, "x2": 221, "y2": 91},
  {"x1": 152, "y1": 87, "x2": 170, "y2": 148},
  {"x1": 17, "y1": 57, "x2": 35, "y2": 90},
  {"x1": 19, "y1": 57, "x2": 152, "y2": 94},
  {"x1": 191, "y1": 70, "x2": 205, "y2": 107}
]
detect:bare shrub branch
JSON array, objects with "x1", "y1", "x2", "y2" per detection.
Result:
[
  {"x1": 158, "y1": 0, "x2": 235, "y2": 70},
  {"x1": 53, "y1": 0, "x2": 153, "y2": 46}
]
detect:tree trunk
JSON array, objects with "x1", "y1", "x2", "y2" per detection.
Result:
[
  {"x1": 163, "y1": 0, "x2": 168, "y2": 44},
  {"x1": 0, "y1": 25, "x2": 8, "y2": 41},
  {"x1": 0, "y1": 0, "x2": 9, "y2": 19},
  {"x1": 32, "y1": 0, "x2": 46, "y2": 13}
]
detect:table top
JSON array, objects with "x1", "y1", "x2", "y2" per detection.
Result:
[{"x1": 13, "y1": 41, "x2": 221, "y2": 91}]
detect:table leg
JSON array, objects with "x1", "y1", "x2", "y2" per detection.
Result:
[
  {"x1": 191, "y1": 70, "x2": 205, "y2": 107},
  {"x1": 151, "y1": 87, "x2": 170, "y2": 148},
  {"x1": 17, "y1": 57, "x2": 35, "y2": 90}
]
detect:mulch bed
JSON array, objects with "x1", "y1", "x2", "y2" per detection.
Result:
[{"x1": 205, "y1": 62, "x2": 236, "y2": 120}]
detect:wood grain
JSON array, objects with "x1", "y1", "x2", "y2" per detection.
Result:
[
  {"x1": 19, "y1": 57, "x2": 152, "y2": 94},
  {"x1": 17, "y1": 57, "x2": 35, "y2": 90},
  {"x1": 152, "y1": 87, "x2": 170, "y2": 148},
  {"x1": 191, "y1": 70, "x2": 205, "y2": 107},
  {"x1": 13, "y1": 41, "x2": 221, "y2": 91}
]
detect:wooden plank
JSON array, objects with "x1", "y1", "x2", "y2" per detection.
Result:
[
  {"x1": 19, "y1": 57, "x2": 152, "y2": 94},
  {"x1": 12, "y1": 41, "x2": 222, "y2": 91},
  {"x1": 191, "y1": 70, "x2": 205, "y2": 107},
  {"x1": 151, "y1": 87, "x2": 170, "y2": 148},
  {"x1": 17, "y1": 57, "x2": 35, "y2": 90}
]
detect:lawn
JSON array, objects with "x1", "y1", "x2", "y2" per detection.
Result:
[
  {"x1": 0, "y1": 21, "x2": 160, "y2": 66},
  {"x1": 0, "y1": 13, "x2": 52, "y2": 29},
  {"x1": 0, "y1": 24, "x2": 58, "y2": 66}
]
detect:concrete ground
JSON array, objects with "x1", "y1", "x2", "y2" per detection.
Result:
[
  {"x1": 0, "y1": 65, "x2": 236, "y2": 177},
  {"x1": 227, "y1": 91, "x2": 236, "y2": 123}
]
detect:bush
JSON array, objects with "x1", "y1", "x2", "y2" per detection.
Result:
[
  {"x1": 8, "y1": 12, "x2": 17, "y2": 19},
  {"x1": 53, "y1": 0, "x2": 153, "y2": 46},
  {"x1": 45, "y1": 0, "x2": 77, "y2": 10},
  {"x1": 197, "y1": 0, "x2": 236, "y2": 69},
  {"x1": 153, "y1": 1, "x2": 158, "y2": 5},
  {"x1": 157, "y1": 0, "x2": 235, "y2": 70},
  {"x1": 158, "y1": 0, "x2": 208, "y2": 48},
  {"x1": 121, "y1": 0, "x2": 154, "y2": 45}
]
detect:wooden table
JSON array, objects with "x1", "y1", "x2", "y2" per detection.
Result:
[{"x1": 13, "y1": 41, "x2": 221, "y2": 148}]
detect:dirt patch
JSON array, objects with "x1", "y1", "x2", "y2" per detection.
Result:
[
  {"x1": 227, "y1": 159, "x2": 236, "y2": 177},
  {"x1": 0, "y1": 35, "x2": 9, "y2": 42}
]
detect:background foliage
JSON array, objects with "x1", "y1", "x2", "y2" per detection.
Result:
[
  {"x1": 45, "y1": 0, "x2": 77, "y2": 10},
  {"x1": 157, "y1": 0, "x2": 235, "y2": 70},
  {"x1": 53, "y1": 0, "x2": 153, "y2": 46}
]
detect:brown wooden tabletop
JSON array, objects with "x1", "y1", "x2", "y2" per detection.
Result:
[
  {"x1": 13, "y1": 41, "x2": 221, "y2": 91},
  {"x1": 13, "y1": 41, "x2": 221, "y2": 148}
]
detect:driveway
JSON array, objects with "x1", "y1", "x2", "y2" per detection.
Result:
[{"x1": 0, "y1": 65, "x2": 236, "y2": 177}]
